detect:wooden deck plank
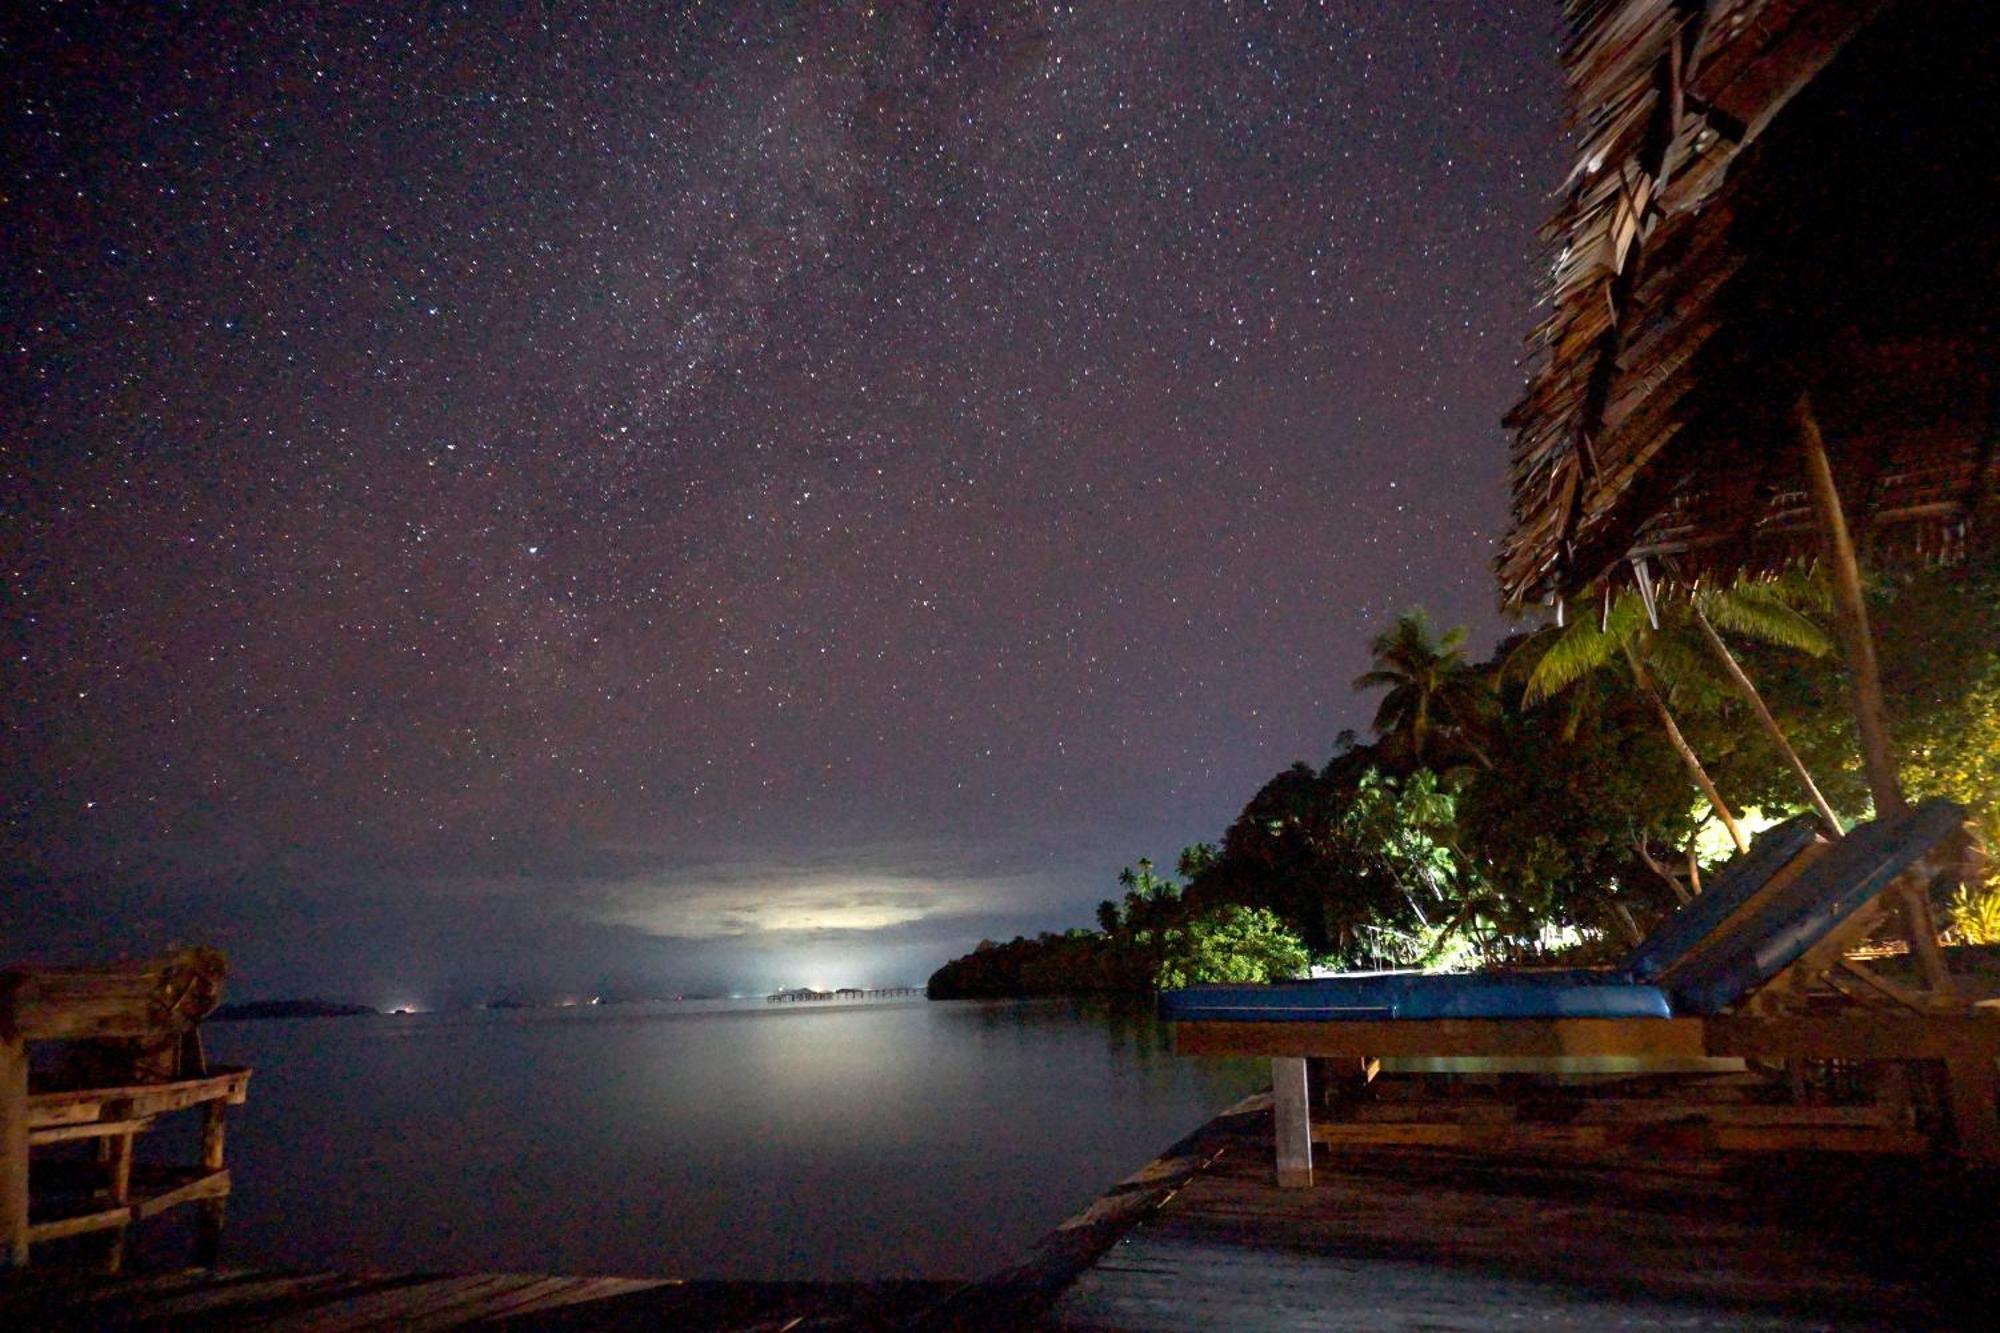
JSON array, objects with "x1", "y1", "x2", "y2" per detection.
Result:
[
  {"x1": 477, "y1": 1274, "x2": 672, "y2": 1320},
  {"x1": 1045, "y1": 1102, "x2": 1991, "y2": 1330},
  {"x1": 0, "y1": 1269, "x2": 956, "y2": 1330},
  {"x1": 1060, "y1": 1235, "x2": 1836, "y2": 1331},
  {"x1": 83, "y1": 1270, "x2": 376, "y2": 1323},
  {"x1": 397, "y1": 1274, "x2": 587, "y2": 1331},
  {"x1": 257, "y1": 1273, "x2": 555, "y2": 1330}
]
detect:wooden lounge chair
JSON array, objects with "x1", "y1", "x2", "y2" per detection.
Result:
[
  {"x1": 1165, "y1": 801, "x2": 1998, "y2": 1185},
  {"x1": 1, "y1": 948, "x2": 251, "y2": 1267}
]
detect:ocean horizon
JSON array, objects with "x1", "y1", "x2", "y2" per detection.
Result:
[{"x1": 192, "y1": 995, "x2": 1263, "y2": 1281}]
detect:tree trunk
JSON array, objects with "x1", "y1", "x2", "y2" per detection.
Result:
[
  {"x1": 1690, "y1": 601, "x2": 1843, "y2": 833},
  {"x1": 1795, "y1": 396, "x2": 1904, "y2": 818},
  {"x1": 1634, "y1": 836, "x2": 1693, "y2": 904},
  {"x1": 1797, "y1": 393, "x2": 1954, "y2": 998},
  {"x1": 1624, "y1": 643, "x2": 1751, "y2": 856},
  {"x1": 1608, "y1": 898, "x2": 1645, "y2": 947}
]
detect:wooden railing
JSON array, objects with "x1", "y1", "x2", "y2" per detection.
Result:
[{"x1": 2, "y1": 949, "x2": 250, "y2": 1269}]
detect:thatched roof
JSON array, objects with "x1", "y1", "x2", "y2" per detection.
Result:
[{"x1": 1499, "y1": 0, "x2": 1998, "y2": 610}]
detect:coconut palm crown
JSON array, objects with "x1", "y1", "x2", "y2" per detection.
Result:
[{"x1": 1354, "y1": 609, "x2": 1491, "y2": 771}]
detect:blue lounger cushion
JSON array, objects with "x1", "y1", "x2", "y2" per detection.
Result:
[
  {"x1": 1665, "y1": 798, "x2": 1965, "y2": 1015},
  {"x1": 1620, "y1": 814, "x2": 1822, "y2": 982},
  {"x1": 1158, "y1": 971, "x2": 1673, "y2": 1023}
]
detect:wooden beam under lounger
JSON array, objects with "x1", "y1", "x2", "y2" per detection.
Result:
[{"x1": 1183, "y1": 1013, "x2": 2000, "y2": 1179}]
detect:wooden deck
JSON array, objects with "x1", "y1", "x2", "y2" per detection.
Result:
[
  {"x1": 1046, "y1": 1093, "x2": 1997, "y2": 1331},
  {"x1": 0, "y1": 1267, "x2": 953, "y2": 1329}
]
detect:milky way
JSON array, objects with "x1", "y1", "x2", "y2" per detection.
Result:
[{"x1": 5, "y1": 3, "x2": 1560, "y2": 998}]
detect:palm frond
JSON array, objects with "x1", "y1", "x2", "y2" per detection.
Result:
[
  {"x1": 1521, "y1": 619, "x2": 1620, "y2": 703},
  {"x1": 1602, "y1": 591, "x2": 1653, "y2": 639},
  {"x1": 1370, "y1": 690, "x2": 1413, "y2": 736},
  {"x1": 1643, "y1": 632, "x2": 1724, "y2": 696},
  {"x1": 1498, "y1": 630, "x2": 1553, "y2": 687},
  {"x1": 1696, "y1": 590, "x2": 1832, "y2": 656},
  {"x1": 1735, "y1": 567, "x2": 1833, "y2": 614}
]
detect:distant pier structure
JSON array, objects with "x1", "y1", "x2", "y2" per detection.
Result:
[{"x1": 765, "y1": 986, "x2": 920, "y2": 1004}]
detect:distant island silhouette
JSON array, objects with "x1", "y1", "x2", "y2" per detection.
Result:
[{"x1": 210, "y1": 999, "x2": 380, "y2": 1022}]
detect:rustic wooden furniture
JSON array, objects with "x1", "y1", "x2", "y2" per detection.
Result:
[
  {"x1": 1169, "y1": 802, "x2": 1999, "y2": 1186},
  {"x1": 0, "y1": 948, "x2": 250, "y2": 1268}
]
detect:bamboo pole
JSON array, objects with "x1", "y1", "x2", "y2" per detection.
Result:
[
  {"x1": 1623, "y1": 641, "x2": 1751, "y2": 855},
  {"x1": 1794, "y1": 393, "x2": 1953, "y2": 994},
  {"x1": 1796, "y1": 398, "x2": 1903, "y2": 817},
  {"x1": 1689, "y1": 601, "x2": 1843, "y2": 832}
]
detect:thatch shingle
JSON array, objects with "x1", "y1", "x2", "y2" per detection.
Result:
[{"x1": 1499, "y1": 0, "x2": 1998, "y2": 610}]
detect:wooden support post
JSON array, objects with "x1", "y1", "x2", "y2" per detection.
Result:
[
  {"x1": 1, "y1": 1034, "x2": 26, "y2": 1268},
  {"x1": 1272, "y1": 1057, "x2": 1313, "y2": 1189},
  {"x1": 1941, "y1": 1043, "x2": 2000, "y2": 1166},
  {"x1": 1795, "y1": 393, "x2": 1953, "y2": 995},
  {"x1": 200, "y1": 1099, "x2": 227, "y2": 1172},
  {"x1": 195, "y1": 1100, "x2": 228, "y2": 1264},
  {"x1": 100, "y1": 1132, "x2": 134, "y2": 1274},
  {"x1": 1313, "y1": 1056, "x2": 1379, "y2": 1110},
  {"x1": 194, "y1": 1194, "x2": 227, "y2": 1266}
]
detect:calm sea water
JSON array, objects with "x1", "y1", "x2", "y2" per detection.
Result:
[{"x1": 198, "y1": 997, "x2": 1263, "y2": 1281}]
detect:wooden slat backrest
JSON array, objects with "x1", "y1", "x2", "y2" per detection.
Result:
[{"x1": 0, "y1": 949, "x2": 226, "y2": 1042}]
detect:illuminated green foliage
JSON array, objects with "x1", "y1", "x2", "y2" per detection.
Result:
[
  {"x1": 1157, "y1": 906, "x2": 1311, "y2": 989},
  {"x1": 929, "y1": 558, "x2": 2000, "y2": 998}
]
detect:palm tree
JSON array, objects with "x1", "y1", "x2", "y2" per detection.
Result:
[
  {"x1": 1517, "y1": 592, "x2": 1752, "y2": 855},
  {"x1": 1514, "y1": 573, "x2": 1840, "y2": 856},
  {"x1": 1354, "y1": 610, "x2": 1491, "y2": 771}
]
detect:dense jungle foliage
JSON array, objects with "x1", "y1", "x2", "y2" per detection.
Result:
[{"x1": 926, "y1": 552, "x2": 2000, "y2": 1000}]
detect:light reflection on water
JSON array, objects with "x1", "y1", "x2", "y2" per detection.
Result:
[{"x1": 202, "y1": 997, "x2": 1263, "y2": 1280}]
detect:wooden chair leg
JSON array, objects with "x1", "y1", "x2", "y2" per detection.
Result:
[
  {"x1": 1314, "y1": 1055, "x2": 1379, "y2": 1109},
  {"x1": 2, "y1": 1035, "x2": 27, "y2": 1269},
  {"x1": 1273, "y1": 1057, "x2": 1313, "y2": 1188},
  {"x1": 200, "y1": 1100, "x2": 227, "y2": 1174},
  {"x1": 100, "y1": 1131, "x2": 135, "y2": 1274},
  {"x1": 194, "y1": 1199, "x2": 227, "y2": 1266},
  {"x1": 1941, "y1": 1045, "x2": 2000, "y2": 1166},
  {"x1": 195, "y1": 1100, "x2": 228, "y2": 1264}
]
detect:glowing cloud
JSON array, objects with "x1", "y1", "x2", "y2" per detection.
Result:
[{"x1": 601, "y1": 868, "x2": 995, "y2": 940}]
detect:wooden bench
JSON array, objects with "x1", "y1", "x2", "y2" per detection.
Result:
[{"x1": 1, "y1": 948, "x2": 250, "y2": 1269}]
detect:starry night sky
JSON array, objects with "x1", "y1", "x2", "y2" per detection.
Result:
[{"x1": 5, "y1": 3, "x2": 1561, "y2": 1002}]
